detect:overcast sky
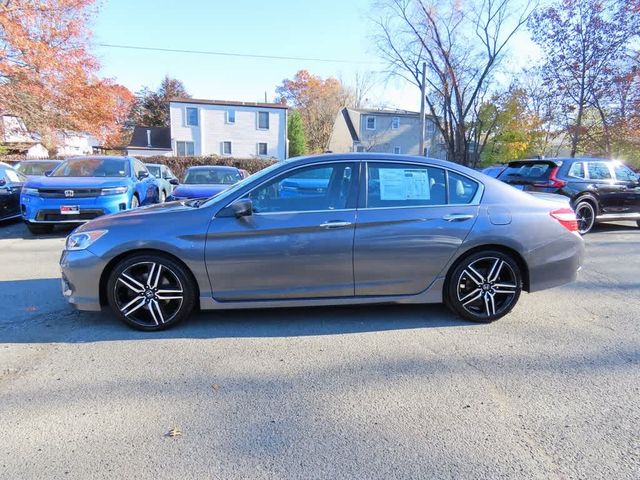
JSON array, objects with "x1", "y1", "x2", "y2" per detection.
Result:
[{"x1": 92, "y1": 0, "x2": 540, "y2": 110}]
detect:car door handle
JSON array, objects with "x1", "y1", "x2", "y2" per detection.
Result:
[
  {"x1": 442, "y1": 214, "x2": 475, "y2": 222},
  {"x1": 319, "y1": 221, "x2": 352, "y2": 229}
]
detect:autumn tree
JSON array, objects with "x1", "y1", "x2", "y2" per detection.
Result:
[
  {"x1": 0, "y1": 0, "x2": 133, "y2": 148},
  {"x1": 130, "y1": 76, "x2": 191, "y2": 128},
  {"x1": 373, "y1": 0, "x2": 534, "y2": 165},
  {"x1": 276, "y1": 70, "x2": 352, "y2": 153},
  {"x1": 529, "y1": 0, "x2": 640, "y2": 158},
  {"x1": 287, "y1": 110, "x2": 306, "y2": 157}
]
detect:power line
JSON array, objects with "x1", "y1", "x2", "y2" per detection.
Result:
[{"x1": 96, "y1": 43, "x2": 381, "y2": 65}]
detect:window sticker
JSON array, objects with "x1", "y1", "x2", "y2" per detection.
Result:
[
  {"x1": 6, "y1": 170, "x2": 20, "y2": 182},
  {"x1": 379, "y1": 168, "x2": 430, "y2": 200}
]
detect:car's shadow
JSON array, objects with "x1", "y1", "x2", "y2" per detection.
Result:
[
  {"x1": 0, "y1": 219, "x2": 75, "y2": 240},
  {"x1": 590, "y1": 221, "x2": 639, "y2": 233},
  {"x1": 0, "y1": 278, "x2": 473, "y2": 344}
]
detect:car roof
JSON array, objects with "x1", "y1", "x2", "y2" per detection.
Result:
[
  {"x1": 18, "y1": 159, "x2": 62, "y2": 163},
  {"x1": 186, "y1": 165, "x2": 239, "y2": 171},
  {"x1": 64, "y1": 155, "x2": 131, "y2": 161}
]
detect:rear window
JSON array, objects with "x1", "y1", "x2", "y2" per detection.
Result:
[{"x1": 501, "y1": 162, "x2": 553, "y2": 180}]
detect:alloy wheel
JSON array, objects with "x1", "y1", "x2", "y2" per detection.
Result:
[
  {"x1": 113, "y1": 261, "x2": 184, "y2": 328},
  {"x1": 575, "y1": 202, "x2": 595, "y2": 234},
  {"x1": 456, "y1": 256, "x2": 519, "y2": 319}
]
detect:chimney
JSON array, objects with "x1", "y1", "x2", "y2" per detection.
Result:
[{"x1": 146, "y1": 129, "x2": 152, "y2": 148}]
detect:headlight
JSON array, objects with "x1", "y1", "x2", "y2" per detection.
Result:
[
  {"x1": 101, "y1": 186, "x2": 128, "y2": 196},
  {"x1": 65, "y1": 230, "x2": 108, "y2": 251},
  {"x1": 22, "y1": 187, "x2": 39, "y2": 196}
]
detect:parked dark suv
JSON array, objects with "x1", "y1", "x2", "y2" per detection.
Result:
[{"x1": 496, "y1": 158, "x2": 640, "y2": 234}]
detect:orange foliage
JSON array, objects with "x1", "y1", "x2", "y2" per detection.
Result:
[{"x1": 0, "y1": 0, "x2": 133, "y2": 146}]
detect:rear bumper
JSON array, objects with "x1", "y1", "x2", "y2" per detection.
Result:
[
  {"x1": 526, "y1": 231, "x2": 584, "y2": 293},
  {"x1": 59, "y1": 248, "x2": 106, "y2": 311},
  {"x1": 21, "y1": 193, "x2": 130, "y2": 224}
]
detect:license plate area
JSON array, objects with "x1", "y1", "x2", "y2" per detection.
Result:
[{"x1": 60, "y1": 205, "x2": 80, "y2": 215}]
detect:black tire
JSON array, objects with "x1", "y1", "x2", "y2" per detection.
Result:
[
  {"x1": 574, "y1": 200, "x2": 596, "y2": 234},
  {"x1": 130, "y1": 195, "x2": 140, "y2": 209},
  {"x1": 106, "y1": 253, "x2": 197, "y2": 331},
  {"x1": 445, "y1": 250, "x2": 522, "y2": 323},
  {"x1": 26, "y1": 222, "x2": 54, "y2": 235}
]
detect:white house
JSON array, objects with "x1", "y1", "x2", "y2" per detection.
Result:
[
  {"x1": 0, "y1": 114, "x2": 49, "y2": 158},
  {"x1": 169, "y1": 98, "x2": 288, "y2": 160},
  {"x1": 56, "y1": 132, "x2": 100, "y2": 156}
]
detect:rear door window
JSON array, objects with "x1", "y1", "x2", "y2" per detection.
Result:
[
  {"x1": 586, "y1": 162, "x2": 612, "y2": 180},
  {"x1": 367, "y1": 163, "x2": 447, "y2": 207},
  {"x1": 448, "y1": 171, "x2": 479, "y2": 204}
]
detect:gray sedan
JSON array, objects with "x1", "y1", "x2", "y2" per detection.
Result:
[{"x1": 60, "y1": 154, "x2": 584, "y2": 331}]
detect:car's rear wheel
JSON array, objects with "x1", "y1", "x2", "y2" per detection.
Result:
[
  {"x1": 130, "y1": 195, "x2": 140, "y2": 209},
  {"x1": 26, "y1": 222, "x2": 54, "y2": 235},
  {"x1": 575, "y1": 200, "x2": 596, "y2": 234},
  {"x1": 445, "y1": 250, "x2": 522, "y2": 323},
  {"x1": 106, "y1": 254, "x2": 196, "y2": 331}
]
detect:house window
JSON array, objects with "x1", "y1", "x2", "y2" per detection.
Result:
[
  {"x1": 222, "y1": 141, "x2": 232, "y2": 155},
  {"x1": 176, "y1": 141, "x2": 195, "y2": 156},
  {"x1": 186, "y1": 107, "x2": 198, "y2": 126},
  {"x1": 366, "y1": 116, "x2": 376, "y2": 130},
  {"x1": 258, "y1": 142, "x2": 268, "y2": 156},
  {"x1": 226, "y1": 110, "x2": 236, "y2": 124},
  {"x1": 393, "y1": 146, "x2": 401, "y2": 154},
  {"x1": 392, "y1": 117, "x2": 400, "y2": 129},
  {"x1": 426, "y1": 121, "x2": 435, "y2": 135},
  {"x1": 258, "y1": 111, "x2": 270, "y2": 130}
]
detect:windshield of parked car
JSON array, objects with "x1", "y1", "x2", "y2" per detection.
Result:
[
  {"x1": 16, "y1": 161, "x2": 60, "y2": 176},
  {"x1": 146, "y1": 165, "x2": 161, "y2": 178},
  {"x1": 50, "y1": 158, "x2": 129, "y2": 177},
  {"x1": 183, "y1": 168, "x2": 242, "y2": 185}
]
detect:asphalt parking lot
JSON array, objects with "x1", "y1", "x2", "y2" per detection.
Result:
[{"x1": 0, "y1": 219, "x2": 638, "y2": 479}]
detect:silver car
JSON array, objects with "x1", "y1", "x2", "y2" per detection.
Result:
[{"x1": 60, "y1": 154, "x2": 584, "y2": 331}]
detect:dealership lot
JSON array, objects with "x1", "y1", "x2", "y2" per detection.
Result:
[{"x1": 0, "y1": 220, "x2": 638, "y2": 479}]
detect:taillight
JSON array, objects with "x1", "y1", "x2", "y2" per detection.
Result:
[
  {"x1": 533, "y1": 167, "x2": 567, "y2": 188},
  {"x1": 550, "y1": 208, "x2": 578, "y2": 232}
]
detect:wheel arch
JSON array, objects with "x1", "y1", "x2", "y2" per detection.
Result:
[
  {"x1": 445, "y1": 244, "x2": 530, "y2": 293},
  {"x1": 572, "y1": 194, "x2": 599, "y2": 216},
  {"x1": 99, "y1": 248, "x2": 200, "y2": 306}
]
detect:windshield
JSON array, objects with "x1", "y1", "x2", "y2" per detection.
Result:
[
  {"x1": 16, "y1": 161, "x2": 60, "y2": 176},
  {"x1": 146, "y1": 165, "x2": 161, "y2": 178},
  {"x1": 51, "y1": 158, "x2": 129, "y2": 178},
  {"x1": 183, "y1": 168, "x2": 242, "y2": 185}
]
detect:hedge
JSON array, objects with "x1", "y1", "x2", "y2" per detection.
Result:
[
  {"x1": 136, "y1": 155, "x2": 278, "y2": 178},
  {"x1": 0, "y1": 154, "x2": 278, "y2": 178}
]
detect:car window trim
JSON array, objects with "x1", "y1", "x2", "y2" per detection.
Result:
[{"x1": 362, "y1": 159, "x2": 484, "y2": 209}]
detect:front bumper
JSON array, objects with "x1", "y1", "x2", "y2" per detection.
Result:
[
  {"x1": 60, "y1": 248, "x2": 106, "y2": 311},
  {"x1": 21, "y1": 193, "x2": 130, "y2": 224}
]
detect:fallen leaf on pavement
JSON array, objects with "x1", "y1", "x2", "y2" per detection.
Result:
[
  {"x1": 212, "y1": 384, "x2": 220, "y2": 391},
  {"x1": 166, "y1": 427, "x2": 182, "y2": 438}
]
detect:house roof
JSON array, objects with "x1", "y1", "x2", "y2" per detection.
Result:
[
  {"x1": 128, "y1": 126, "x2": 171, "y2": 150},
  {"x1": 170, "y1": 97, "x2": 288, "y2": 110},
  {"x1": 341, "y1": 108, "x2": 360, "y2": 142}
]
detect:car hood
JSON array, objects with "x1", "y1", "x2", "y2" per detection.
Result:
[
  {"x1": 172, "y1": 184, "x2": 230, "y2": 198},
  {"x1": 24, "y1": 176, "x2": 129, "y2": 189},
  {"x1": 74, "y1": 200, "x2": 197, "y2": 232}
]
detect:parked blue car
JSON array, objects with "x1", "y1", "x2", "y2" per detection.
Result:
[
  {"x1": 167, "y1": 166, "x2": 243, "y2": 201},
  {"x1": 21, "y1": 156, "x2": 160, "y2": 234},
  {"x1": 144, "y1": 163, "x2": 179, "y2": 202}
]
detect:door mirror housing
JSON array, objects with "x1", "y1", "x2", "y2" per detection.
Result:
[
  {"x1": 169, "y1": 178, "x2": 179, "y2": 186},
  {"x1": 0, "y1": 179, "x2": 5, "y2": 187},
  {"x1": 218, "y1": 198, "x2": 253, "y2": 218},
  {"x1": 138, "y1": 171, "x2": 149, "y2": 180},
  {"x1": 44, "y1": 170, "x2": 53, "y2": 176}
]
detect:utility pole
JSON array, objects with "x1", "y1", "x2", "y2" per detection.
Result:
[{"x1": 418, "y1": 62, "x2": 426, "y2": 156}]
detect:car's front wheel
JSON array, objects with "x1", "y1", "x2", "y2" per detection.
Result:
[
  {"x1": 106, "y1": 254, "x2": 196, "y2": 331},
  {"x1": 445, "y1": 250, "x2": 522, "y2": 323},
  {"x1": 26, "y1": 222, "x2": 54, "y2": 235}
]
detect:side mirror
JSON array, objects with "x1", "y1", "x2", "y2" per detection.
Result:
[
  {"x1": 0, "y1": 179, "x2": 6, "y2": 187},
  {"x1": 138, "y1": 171, "x2": 150, "y2": 179},
  {"x1": 218, "y1": 198, "x2": 253, "y2": 218},
  {"x1": 169, "y1": 178, "x2": 179, "y2": 186},
  {"x1": 44, "y1": 170, "x2": 53, "y2": 176}
]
